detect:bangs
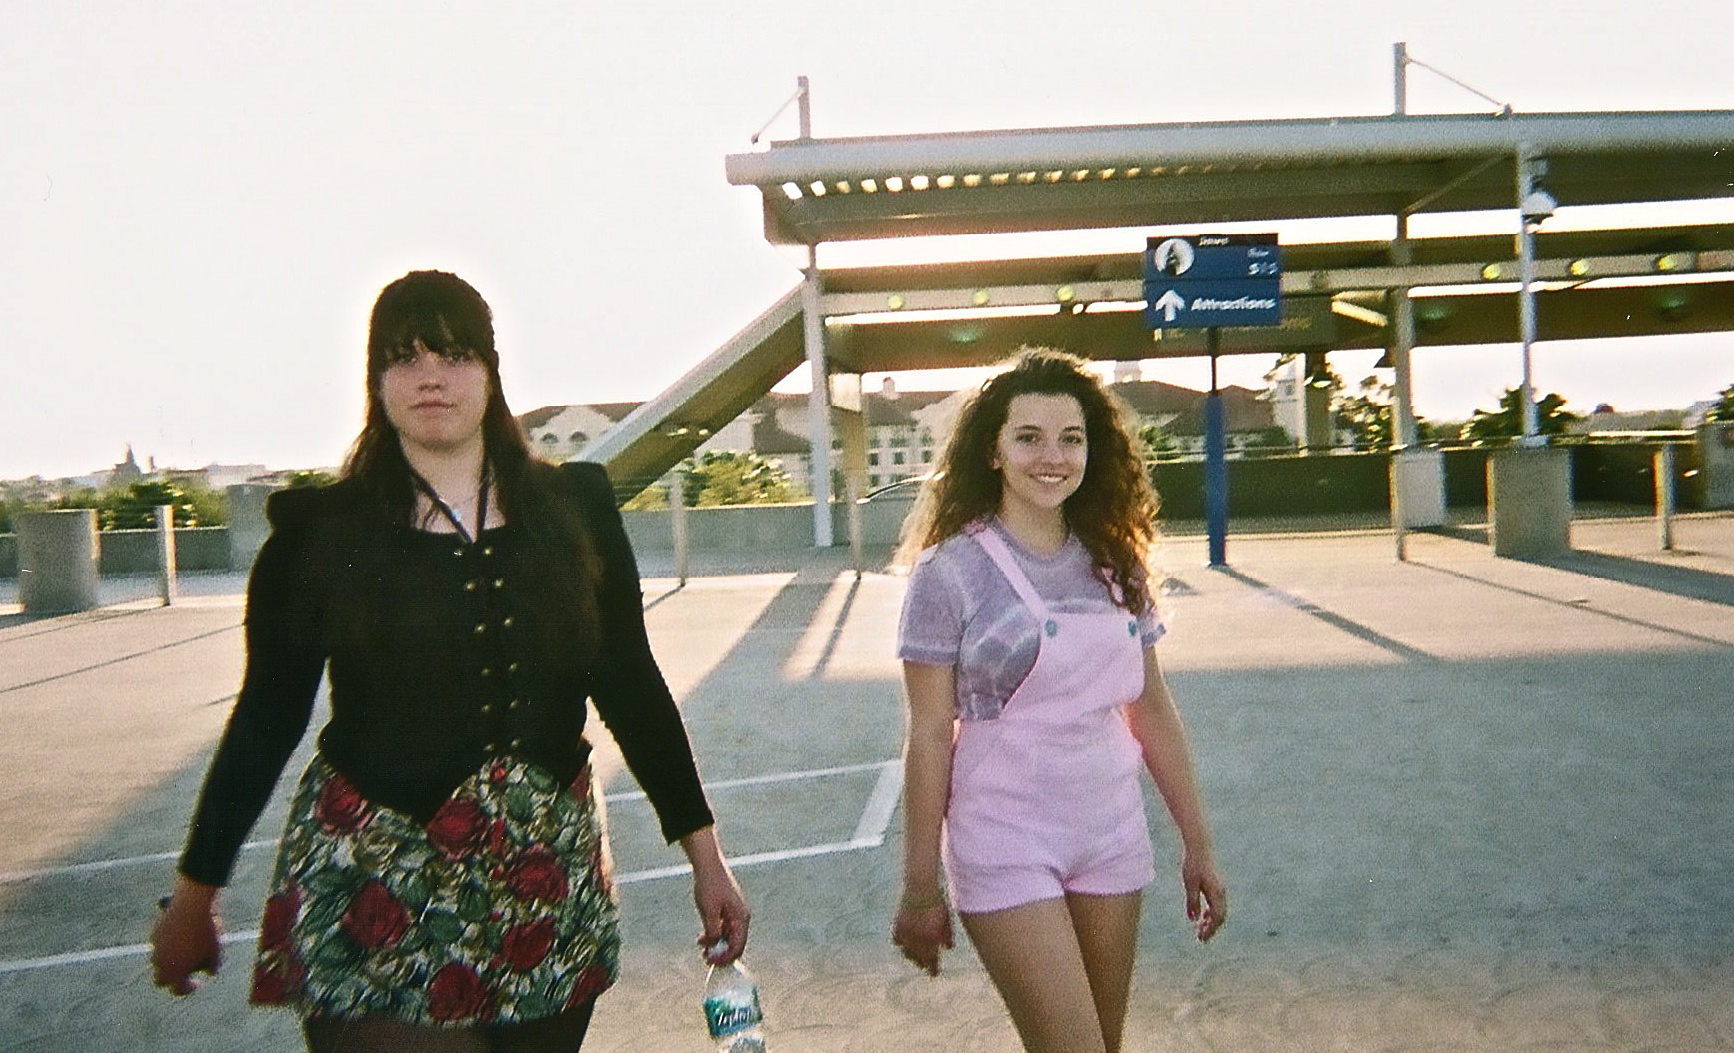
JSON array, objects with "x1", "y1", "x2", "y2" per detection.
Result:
[
  {"x1": 375, "y1": 318, "x2": 482, "y2": 368},
  {"x1": 367, "y1": 270, "x2": 496, "y2": 373}
]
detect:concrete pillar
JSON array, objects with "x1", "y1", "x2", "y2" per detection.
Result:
[
  {"x1": 1698, "y1": 422, "x2": 1734, "y2": 510},
  {"x1": 155, "y1": 504, "x2": 178, "y2": 605},
  {"x1": 224, "y1": 483, "x2": 276, "y2": 574},
  {"x1": 1390, "y1": 447, "x2": 1446, "y2": 528},
  {"x1": 669, "y1": 469, "x2": 690, "y2": 587},
  {"x1": 1301, "y1": 352, "x2": 1333, "y2": 453},
  {"x1": 17, "y1": 509, "x2": 100, "y2": 614},
  {"x1": 1487, "y1": 447, "x2": 1572, "y2": 558}
]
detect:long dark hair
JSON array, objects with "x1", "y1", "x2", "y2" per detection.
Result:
[
  {"x1": 342, "y1": 270, "x2": 600, "y2": 649},
  {"x1": 899, "y1": 348, "x2": 1160, "y2": 615}
]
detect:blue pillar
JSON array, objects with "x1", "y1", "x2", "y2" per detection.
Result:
[{"x1": 1204, "y1": 334, "x2": 1228, "y2": 567}]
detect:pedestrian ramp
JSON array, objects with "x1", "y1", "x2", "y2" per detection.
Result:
[{"x1": 583, "y1": 287, "x2": 806, "y2": 501}]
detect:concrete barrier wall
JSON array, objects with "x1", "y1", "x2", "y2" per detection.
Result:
[
  {"x1": 1702, "y1": 423, "x2": 1734, "y2": 510},
  {"x1": 16, "y1": 510, "x2": 101, "y2": 613},
  {"x1": 97, "y1": 527, "x2": 231, "y2": 574},
  {"x1": 620, "y1": 493, "x2": 921, "y2": 555},
  {"x1": 1, "y1": 527, "x2": 233, "y2": 578},
  {"x1": 2, "y1": 432, "x2": 1727, "y2": 582}
]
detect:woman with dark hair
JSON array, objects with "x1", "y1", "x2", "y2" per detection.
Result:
[
  {"x1": 891, "y1": 348, "x2": 1226, "y2": 1053},
  {"x1": 151, "y1": 270, "x2": 750, "y2": 1052}
]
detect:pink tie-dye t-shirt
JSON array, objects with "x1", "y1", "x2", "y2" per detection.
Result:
[{"x1": 897, "y1": 519, "x2": 1163, "y2": 722}]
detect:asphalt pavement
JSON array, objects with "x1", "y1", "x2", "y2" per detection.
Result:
[{"x1": 2, "y1": 511, "x2": 1731, "y2": 1052}]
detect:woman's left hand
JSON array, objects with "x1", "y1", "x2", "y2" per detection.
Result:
[{"x1": 1182, "y1": 849, "x2": 1228, "y2": 942}]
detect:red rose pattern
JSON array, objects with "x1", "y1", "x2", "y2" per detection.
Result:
[
  {"x1": 505, "y1": 846, "x2": 569, "y2": 904},
  {"x1": 250, "y1": 955, "x2": 306, "y2": 1005},
  {"x1": 260, "y1": 887, "x2": 300, "y2": 953},
  {"x1": 428, "y1": 963, "x2": 493, "y2": 1023},
  {"x1": 341, "y1": 880, "x2": 410, "y2": 950},
  {"x1": 499, "y1": 917, "x2": 556, "y2": 971},
  {"x1": 426, "y1": 797, "x2": 488, "y2": 859},
  {"x1": 262, "y1": 757, "x2": 615, "y2": 1026},
  {"x1": 314, "y1": 773, "x2": 371, "y2": 835},
  {"x1": 564, "y1": 962, "x2": 613, "y2": 1009}
]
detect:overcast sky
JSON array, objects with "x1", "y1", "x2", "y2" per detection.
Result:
[{"x1": 4, "y1": 0, "x2": 1731, "y2": 480}]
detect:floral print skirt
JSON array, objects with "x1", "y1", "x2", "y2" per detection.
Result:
[{"x1": 249, "y1": 753, "x2": 620, "y2": 1028}]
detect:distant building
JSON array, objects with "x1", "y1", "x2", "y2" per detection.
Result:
[
  {"x1": 1570, "y1": 407, "x2": 1687, "y2": 434},
  {"x1": 518, "y1": 367, "x2": 1280, "y2": 498},
  {"x1": 108, "y1": 445, "x2": 143, "y2": 487},
  {"x1": 519, "y1": 403, "x2": 637, "y2": 463}
]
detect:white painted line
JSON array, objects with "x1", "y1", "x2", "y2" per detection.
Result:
[
  {"x1": 617, "y1": 837, "x2": 883, "y2": 886},
  {"x1": 0, "y1": 829, "x2": 896, "y2": 975},
  {"x1": 607, "y1": 758, "x2": 898, "y2": 803},
  {"x1": 0, "y1": 760, "x2": 909, "y2": 975},
  {"x1": 0, "y1": 929, "x2": 258, "y2": 977},
  {"x1": 1, "y1": 761, "x2": 899, "y2": 884},
  {"x1": 849, "y1": 762, "x2": 903, "y2": 847},
  {"x1": 0, "y1": 840, "x2": 279, "y2": 886}
]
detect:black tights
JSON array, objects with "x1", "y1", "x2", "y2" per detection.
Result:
[{"x1": 301, "y1": 1000, "x2": 596, "y2": 1053}]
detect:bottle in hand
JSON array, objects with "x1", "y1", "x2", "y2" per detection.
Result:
[{"x1": 702, "y1": 960, "x2": 767, "y2": 1053}]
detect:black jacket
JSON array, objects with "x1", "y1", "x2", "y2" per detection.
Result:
[{"x1": 179, "y1": 461, "x2": 712, "y2": 886}]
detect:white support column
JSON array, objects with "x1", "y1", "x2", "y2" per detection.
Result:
[
  {"x1": 1655, "y1": 444, "x2": 1676, "y2": 551},
  {"x1": 669, "y1": 468, "x2": 690, "y2": 587},
  {"x1": 802, "y1": 246, "x2": 834, "y2": 547},
  {"x1": 1390, "y1": 215, "x2": 1418, "y2": 448},
  {"x1": 154, "y1": 504, "x2": 177, "y2": 606},
  {"x1": 1516, "y1": 143, "x2": 1543, "y2": 445}
]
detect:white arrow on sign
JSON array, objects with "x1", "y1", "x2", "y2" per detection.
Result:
[{"x1": 1154, "y1": 289, "x2": 1186, "y2": 323}]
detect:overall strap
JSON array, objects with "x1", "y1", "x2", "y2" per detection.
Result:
[{"x1": 973, "y1": 525, "x2": 1052, "y2": 621}]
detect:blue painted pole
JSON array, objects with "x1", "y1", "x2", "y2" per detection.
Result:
[{"x1": 1204, "y1": 332, "x2": 1228, "y2": 567}]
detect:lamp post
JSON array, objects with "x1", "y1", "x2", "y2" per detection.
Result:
[{"x1": 1515, "y1": 143, "x2": 1555, "y2": 446}]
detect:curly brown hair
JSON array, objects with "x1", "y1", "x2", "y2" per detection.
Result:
[{"x1": 898, "y1": 348, "x2": 1160, "y2": 614}]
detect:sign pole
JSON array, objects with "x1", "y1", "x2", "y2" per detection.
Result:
[
  {"x1": 1142, "y1": 232, "x2": 1282, "y2": 571},
  {"x1": 1204, "y1": 328, "x2": 1228, "y2": 568}
]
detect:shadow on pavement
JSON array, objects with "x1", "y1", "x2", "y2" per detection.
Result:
[{"x1": 1519, "y1": 549, "x2": 1734, "y2": 607}]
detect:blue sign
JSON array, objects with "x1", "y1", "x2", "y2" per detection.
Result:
[
  {"x1": 1143, "y1": 280, "x2": 1282, "y2": 328},
  {"x1": 1143, "y1": 234, "x2": 1283, "y2": 328}
]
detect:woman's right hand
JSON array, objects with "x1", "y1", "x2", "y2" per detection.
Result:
[
  {"x1": 150, "y1": 878, "x2": 222, "y2": 996},
  {"x1": 891, "y1": 896, "x2": 954, "y2": 977}
]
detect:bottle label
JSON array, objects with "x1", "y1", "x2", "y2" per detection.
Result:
[{"x1": 704, "y1": 992, "x2": 763, "y2": 1038}]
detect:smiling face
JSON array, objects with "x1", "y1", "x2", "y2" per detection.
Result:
[
  {"x1": 991, "y1": 392, "x2": 1088, "y2": 522},
  {"x1": 377, "y1": 342, "x2": 491, "y2": 456}
]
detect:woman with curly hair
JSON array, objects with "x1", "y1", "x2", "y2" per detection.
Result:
[
  {"x1": 150, "y1": 270, "x2": 750, "y2": 1052},
  {"x1": 891, "y1": 348, "x2": 1226, "y2": 1053}
]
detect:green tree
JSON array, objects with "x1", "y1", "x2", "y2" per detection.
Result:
[
  {"x1": 1136, "y1": 422, "x2": 1179, "y2": 460},
  {"x1": 1331, "y1": 376, "x2": 1433, "y2": 451},
  {"x1": 681, "y1": 451, "x2": 796, "y2": 507},
  {"x1": 1241, "y1": 424, "x2": 1296, "y2": 458},
  {"x1": 52, "y1": 487, "x2": 103, "y2": 514},
  {"x1": 1463, "y1": 387, "x2": 1581, "y2": 442},
  {"x1": 1707, "y1": 382, "x2": 1734, "y2": 423},
  {"x1": 284, "y1": 469, "x2": 338, "y2": 489},
  {"x1": 620, "y1": 483, "x2": 669, "y2": 511},
  {"x1": 94, "y1": 480, "x2": 225, "y2": 529}
]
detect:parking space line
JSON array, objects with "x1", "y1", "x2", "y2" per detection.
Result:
[{"x1": 0, "y1": 760, "x2": 906, "y2": 975}]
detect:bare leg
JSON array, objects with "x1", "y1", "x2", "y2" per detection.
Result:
[
  {"x1": 1063, "y1": 891, "x2": 1143, "y2": 1053},
  {"x1": 959, "y1": 898, "x2": 1108, "y2": 1053},
  {"x1": 301, "y1": 1016, "x2": 488, "y2": 1053}
]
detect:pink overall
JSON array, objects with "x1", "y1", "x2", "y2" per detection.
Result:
[{"x1": 943, "y1": 528, "x2": 1156, "y2": 914}]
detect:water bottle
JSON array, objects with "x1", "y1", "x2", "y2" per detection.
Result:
[{"x1": 702, "y1": 959, "x2": 767, "y2": 1053}]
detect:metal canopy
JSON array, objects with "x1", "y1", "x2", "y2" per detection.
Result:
[
  {"x1": 726, "y1": 111, "x2": 1734, "y2": 244},
  {"x1": 811, "y1": 222, "x2": 1734, "y2": 371}
]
